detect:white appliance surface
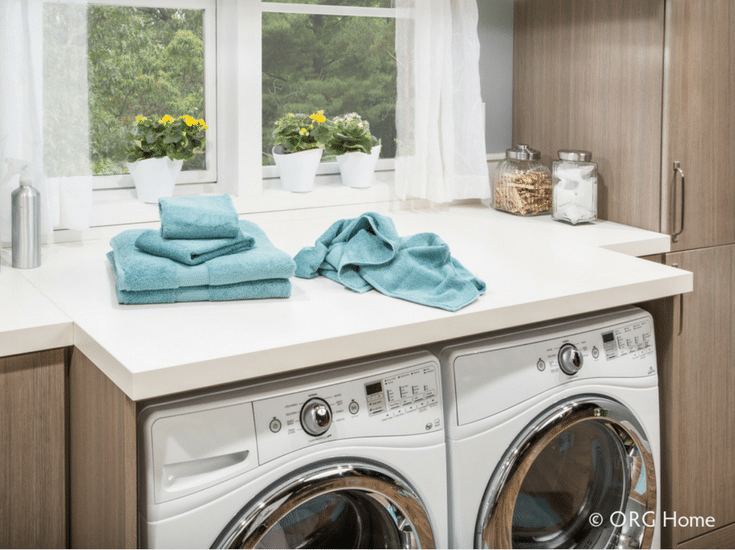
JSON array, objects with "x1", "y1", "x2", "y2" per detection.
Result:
[
  {"x1": 138, "y1": 350, "x2": 448, "y2": 549},
  {"x1": 438, "y1": 306, "x2": 662, "y2": 549}
]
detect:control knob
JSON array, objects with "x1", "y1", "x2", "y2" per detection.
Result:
[
  {"x1": 300, "y1": 398, "x2": 332, "y2": 436},
  {"x1": 558, "y1": 343, "x2": 583, "y2": 375}
]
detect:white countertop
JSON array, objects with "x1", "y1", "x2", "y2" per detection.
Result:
[
  {"x1": 6, "y1": 204, "x2": 691, "y2": 400},
  {"x1": 0, "y1": 265, "x2": 73, "y2": 356}
]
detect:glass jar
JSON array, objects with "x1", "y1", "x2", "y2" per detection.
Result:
[
  {"x1": 492, "y1": 144, "x2": 552, "y2": 216},
  {"x1": 551, "y1": 150, "x2": 598, "y2": 225}
]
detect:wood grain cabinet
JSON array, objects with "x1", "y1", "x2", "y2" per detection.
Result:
[
  {"x1": 658, "y1": 246, "x2": 735, "y2": 548},
  {"x1": 0, "y1": 348, "x2": 68, "y2": 549},
  {"x1": 661, "y1": 0, "x2": 735, "y2": 251},
  {"x1": 513, "y1": 0, "x2": 735, "y2": 547}
]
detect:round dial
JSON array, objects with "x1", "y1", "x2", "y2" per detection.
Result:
[
  {"x1": 300, "y1": 398, "x2": 332, "y2": 436},
  {"x1": 558, "y1": 343, "x2": 583, "y2": 375}
]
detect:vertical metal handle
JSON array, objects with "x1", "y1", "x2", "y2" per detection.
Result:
[{"x1": 672, "y1": 162, "x2": 686, "y2": 242}]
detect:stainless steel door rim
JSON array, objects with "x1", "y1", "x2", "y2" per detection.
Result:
[
  {"x1": 214, "y1": 459, "x2": 436, "y2": 549},
  {"x1": 476, "y1": 395, "x2": 657, "y2": 549}
]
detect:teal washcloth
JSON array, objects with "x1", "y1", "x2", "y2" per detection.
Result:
[
  {"x1": 109, "y1": 220, "x2": 296, "y2": 292},
  {"x1": 293, "y1": 212, "x2": 485, "y2": 311},
  {"x1": 135, "y1": 229, "x2": 255, "y2": 266},
  {"x1": 159, "y1": 194, "x2": 240, "y2": 239}
]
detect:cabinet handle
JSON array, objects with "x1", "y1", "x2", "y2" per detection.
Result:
[{"x1": 672, "y1": 162, "x2": 686, "y2": 242}]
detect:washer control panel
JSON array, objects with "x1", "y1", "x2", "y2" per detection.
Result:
[
  {"x1": 365, "y1": 367, "x2": 438, "y2": 417},
  {"x1": 252, "y1": 361, "x2": 442, "y2": 463}
]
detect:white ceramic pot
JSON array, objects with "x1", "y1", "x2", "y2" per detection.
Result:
[
  {"x1": 272, "y1": 148, "x2": 323, "y2": 193},
  {"x1": 127, "y1": 157, "x2": 184, "y2": 203},
  {"x1": 336, "y1": 144, "x2": 381, "y2": 189}
]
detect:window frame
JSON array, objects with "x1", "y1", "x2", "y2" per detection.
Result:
[{"x1": 84, "y1": 0, "x2": 218, "y2": 191}]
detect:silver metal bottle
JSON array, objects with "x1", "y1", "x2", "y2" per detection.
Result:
[{"x1": 11, "y1": 178, "x2": 41, "y2": 269}]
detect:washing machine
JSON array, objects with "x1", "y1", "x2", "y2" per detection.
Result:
[
  {"x1": 438, "y1": 306, "x2": 660, "y2": 549},
  {"x1": 138, "y1": 350, "x2": 448, "y2": 549}
]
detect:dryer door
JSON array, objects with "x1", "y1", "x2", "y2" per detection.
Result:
[
  {"x1": 476, "y1": 395, "x2": 656, "y2": 549},
  {"x1": 213, "y1": 459, "x2": 435, "y2": 549}
]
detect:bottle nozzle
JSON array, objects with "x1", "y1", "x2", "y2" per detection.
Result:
[{"x1": 2, "y1": 158, "x2": 30, "y2": 187}]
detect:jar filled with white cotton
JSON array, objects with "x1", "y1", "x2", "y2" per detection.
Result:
[{"x1": 552, "y1": 150, "x2": 598, "y2": 225}]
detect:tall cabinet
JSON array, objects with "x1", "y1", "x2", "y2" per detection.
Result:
[{"x1": 513, "y1": 1, "x2": 735, "y2": 548}]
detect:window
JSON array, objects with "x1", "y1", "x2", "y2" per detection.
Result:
[
  {"x1": 42, "y1": 0, "x2": 217, "y2": 192},
  {"x1": 261, "y1": 1, "x2": 397, "y2": 173}
]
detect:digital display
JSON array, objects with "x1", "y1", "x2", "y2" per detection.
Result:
[
  {"x1": 602, "y1": 332, "x2": 615, "y2": 343},
  {"x1": 365, "y1": 381, "x2": 383, "y2": 396}
]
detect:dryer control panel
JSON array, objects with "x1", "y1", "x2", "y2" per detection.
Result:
[
  {"x1": 450, "y1": 311, "x2": 658, "y2": 425},
  {"x1": 252, "y1": 361, "x2": 442, "y2": 463}
]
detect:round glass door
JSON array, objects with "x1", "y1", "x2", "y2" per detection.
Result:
[
  {"x1": 214, "y1": 460, "x2": 436, "y2": 549},
  {"x1": 477, "y1": 395, "x2": 656, "y2": 549}
]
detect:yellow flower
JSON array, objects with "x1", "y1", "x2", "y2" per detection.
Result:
[
  {"x1": 159, "y1": 115, "x2": 174, "y2": 124},
  {"x1": 310, "y1": 111, "x2": 326, "y2": 124},
  {"x1": 198, "y1": 118, "x2": 206, "y2": 126},
  {"x1": 180, "y1": 115, "x2": 197, "y2": 127},
  {"x1": 135, "y1": 115, "x2": 147, "y2": 122},
  {"x1": 299, "y1": 128, "x2": 308, "y2": 135}
]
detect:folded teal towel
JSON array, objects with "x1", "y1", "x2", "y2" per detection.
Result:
[
  {"x1": 108, "y1": 258, "x2": 291, "y2": 304},
  {"x1": 109, "y1": 220, "x2": 296, "y2": 292},
  {"x1": 135, "y1": 229, "x2": 255, "y2": 266},
  {"x1": 293, "y1": 212, "x2": 485, "y2": 311},
  {"x1": 159, "y1": 194, "x2": 240, "y2": 239}
]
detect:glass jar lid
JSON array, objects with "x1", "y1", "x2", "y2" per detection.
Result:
[
  {"x1": 558, "y1": 149, "x2": 592, "y2": 162},
  {"x1": 506, "y1": 144, "x2": 540, "y2": 161}
]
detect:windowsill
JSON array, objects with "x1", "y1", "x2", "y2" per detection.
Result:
[
  {"x1": 54, "y1": 171, "x2": 397, "y2": 243},
  {"x1": 52, "y1": 155, "x2": 505, "y2": 243}
]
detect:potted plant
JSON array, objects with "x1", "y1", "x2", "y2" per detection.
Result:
[
  {"x1": 326, "y1": 113, "x2": 381, "y2": 189},
  {"x1": 271, "y1": 111, "x2": 331, "y2": 193},
  {"x1": 126, "y1": 114, "x2": 208, "y2": 203}
]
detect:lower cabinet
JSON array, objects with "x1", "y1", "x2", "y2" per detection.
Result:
[
  {"x1": 656, "y1": 245, "x2": 735, "y2": 548},
  {"x1": 0, "y1": 348, "x2": 68, "y2": 549},
  {"x1": 70, "y1": 347, "x2": 137, "y2": 549}
]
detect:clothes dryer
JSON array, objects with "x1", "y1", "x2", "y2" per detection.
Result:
[
  {"x1": 438, "y1": 306, "x2": 660, "y2": 549},
  {"x1": 138, "y1": 351, "x2": 447, "y2": 548}
]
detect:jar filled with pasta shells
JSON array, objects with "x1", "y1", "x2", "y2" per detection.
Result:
[{"x1": 491, "y1": 144, "x2": 552, "y2": 216}]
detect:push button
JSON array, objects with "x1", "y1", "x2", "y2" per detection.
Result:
[
  {"x1": 348, "y1": 401, "x2": 360, "y2": 414},
  {"x1": 269, "y1": 418, "x2": 282, "y2": 433}
]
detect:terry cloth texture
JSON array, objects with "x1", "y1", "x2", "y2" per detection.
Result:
[
  {"x1": 108, "y1": 220, "x2": 295, "y2": 304},
  {"x1": 135, "y1": 229, "x2": 255, "y2": 266},
  {"x1": 159, "y1": 194, "x2": 240, "y2": 239},
  {"x1": 293, "y1": 212, "x2": 485, "y2": 311}
]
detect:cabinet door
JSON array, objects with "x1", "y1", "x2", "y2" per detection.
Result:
[
  {"x1": 662, "y1": 0, "x2": 735, "y2": 250},
  {"x1": 661, "y1": 246, "x2": 735, "y2": 547},
  {"x1": 0, "y1": 349, "x2": 68, "y2": 549},
  {"x1": 513, "y1": 0, "x2": 665, "y2": 230}
]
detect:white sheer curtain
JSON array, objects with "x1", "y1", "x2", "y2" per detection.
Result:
[
  {"x1": 394, "y1": 0, "x2": 490, "y2": 203},
  {"x1": 0, "y1": 0, "x2": 92, "y2": 247}
]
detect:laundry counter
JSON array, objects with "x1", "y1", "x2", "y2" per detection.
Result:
[{"x1": 6, "y1": 204, "x2": 691, "y2": 401}]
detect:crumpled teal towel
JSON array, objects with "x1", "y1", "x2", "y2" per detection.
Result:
[
  {"x1": 159, "y1": 194, "x2": 240, "y2": 239},
  {"x1": 293, "y1": 212, "x2": 486, "y2": 311},
  {"x1": 135, "y1": 229, "x2": 255, "y2": 266},
  {"x1": 109, "y1": 220, "x2": 296, "y2": 292}
]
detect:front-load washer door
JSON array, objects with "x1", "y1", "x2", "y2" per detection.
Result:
[
  {"x1": 212, "y1": 459, "x2": 436, "y2": 549},
  {"x1": 476, "y1": 395, "x2": 656, "y2": 549}
]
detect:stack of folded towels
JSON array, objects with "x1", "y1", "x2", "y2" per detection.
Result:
[{"x1": 107, "y1": 195, "x2": 296, "y2": 305}]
